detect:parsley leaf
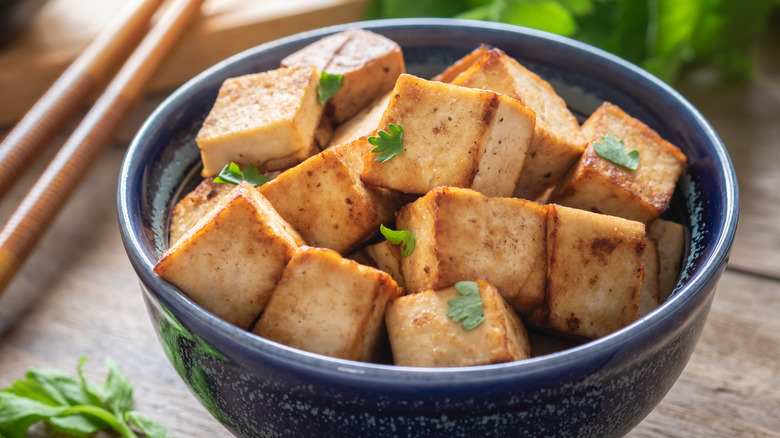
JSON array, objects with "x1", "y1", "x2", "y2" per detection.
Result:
[
  {"x1": 0, "y1": 358, "x2": 173, "y2": 438},
  {"x1": 368, "y1": 124, "x2": 404, "y2": 162},
  {"x1": 317, "y1": 71, "x2": 344, "y2": 105},
  {"x1": 593, "y1": 133, "x2": 639, "y2": 170},
  {"x1": 379, "y1": 224, "x2": 416, "y2": 256},
  {"x1": 213, "y1": 162, "x2": 270, "y2": 187},
  {"x1": 446, "y1": 281, "x2": 486, "y2": 331}
]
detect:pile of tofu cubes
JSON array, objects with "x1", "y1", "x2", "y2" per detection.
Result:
[{"x1": 154, "y1": 29, "x2": 688, "y2": 368}]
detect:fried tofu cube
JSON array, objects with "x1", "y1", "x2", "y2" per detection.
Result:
[
  {"x1": 647, "y1": 219, "x2": 686, "y2": 301},
  {"x1": 397, "y1": 187, "x2": 547, "y2": 314},
  {"x1": 253, "y1": 246, "x2": 401, "y2": 362},
  {"x1": 196, "y1": 66, "x2": 323, "y2": 176},
  {"x1": 431, "y1": 44, "x2": 488, "y2": 82},
  {"x1": 361, "y1": 74, "x2": 536, "y2": 197},
  {"x1": 639, "y1": 237, "x2": 661, "y2": 317},
  {"x1": 451, "y1": 48, "x2": 586, "y2": 200},
  {"x1": 154, "y1": 182, "x2": 304, "y2": 329},
  {"x1": 550, "y1": 102, "x2": 687, "y2": 223},
  {"x1": 168, "y1": 178, "x2": 234, "y2": 247},
  {"x1": 365, "y1": 240, "x2": 405, "y2": 288},
  {"x1": 258, "y1": 140, "x2": 399, "y2": 254},
  {"x1": 327, "y1": 91, "x2": 391, "y2": 147},
  {"x1": 526, "y1": 204, "x2": 645, "y2": 339},
  {"x1": 281, "y1": 29, "x2": 405, "y2": 123},
  {"x1": 385, "y1": 279, "x2": 532, "y2": 367}
]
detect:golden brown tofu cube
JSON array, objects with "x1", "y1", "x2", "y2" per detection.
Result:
[
  {"x1": 385, "y1": 279, "x2": 532, "y2": 367},
  {"x1": 431, "y1": 44, "x2": 488, "y2": 82},
  {"x1": 451, "y1": 48, "x2": 586, "y2": 200},
  {"x1": 196, "y1": 66, "x2": 323, "y2": 176},
  {"x1": 639, "y1": 237, "x2": 661, "y2": 317},
  {"x1": 253, "y1": 246, "x2": 401, "y2": 362},
  {"x1": 397, "y1": 187, "x2": 547, "y2": 314},
  {"x1": 154, "y1": 182, "x2": 304, "y2": 329},
  {"x1": 258, "y1": 142, "x2": 399, "y2": 254},
  {"x1": 550, "y1": 102, "x2": 688, "y2": 223},
  {"x1": 364, "y1": 240, "x2": 405, "y2": 289},
  {"x1": 647, "y1": 218, "x2": 686, "y2": 301},
  {"x1": 361, "y1": 74, "x2": 535, "y2": 197},
  {"x1": 527, "y1": 204, "x2": 645, "y2": 339},
  {"x1": 281, "y1": 29, "x2": 405, "y2": 123},
  {"x1": 168, "y1": 178, "x2": 233, "y2": 247},
  {"x1": 327, "y1": 91, "x2": 391, "y2": 148}
]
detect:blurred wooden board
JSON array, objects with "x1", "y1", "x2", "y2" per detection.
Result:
[{"x1": 0, "y1": 0, "x2": 369, "y2": 126}]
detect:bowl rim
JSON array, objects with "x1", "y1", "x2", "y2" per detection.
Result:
[{"x1": 118, "y1": 17, "x2": 739, "y2": 388}]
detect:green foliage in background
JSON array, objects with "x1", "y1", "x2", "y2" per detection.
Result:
[{"x1": 365, "y1": 0, "x2": 779, "y2": 83}]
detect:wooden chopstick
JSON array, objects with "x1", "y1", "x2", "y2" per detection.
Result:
[
  {"x1": 0, "y1": 0, "x2": 206, "y2": 296},
  {"x1": 0, "y1": 0, "x2": 167, "y2": 201}
]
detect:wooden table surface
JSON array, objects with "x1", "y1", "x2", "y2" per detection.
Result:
[{"x1": 1, "y1": 2, "x2": 779, "y2": 437}]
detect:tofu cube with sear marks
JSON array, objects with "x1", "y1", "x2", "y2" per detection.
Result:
[
  {"x1": 327, "y1": 91, "x2": 392, "y2": 148},
  {"x1": 361, "y1": 74, "x2": 536, "y2": 197},
  {"x1": 168, "y1": 177, "x2": 234, "y2": 247},
  {"x1": 647, "y1": 218, "x2": 686, "y2": 301},
  {"x1": 551, "y1": 102, "x2": 687, "y2": 223},
  {"x1": 253, "y1": 246, "x2": 401, "y2": 362},
  {"x1": 431, "y1": 44, "x2": 488, "y2": 83},
  {"x1": 281, "y1": 29, "x2": 405, "y2": 124},
  {"x1": 526, "y1": 204, "x2": 646, "y2": 339},
  {"x1": 154, "y1": 182, "x2": 305, "y2": 329},
  {"x1": 385, "y1": 279, "x2": 533, "y2": 367},
  {"x1": 196, "y1": 66, "x2": 323, "y2": 176},
  {"x1": 258, "y1": 139, "x2": 399, "y2": 254},
  {"x1": 397, "y1": 186, "x2": 547, "y2": 314},
  {"x1": 364, "y1": 239, "x2": 405, "y2": 289},
  {"x1": 639, "y1": 237, "x2": 661, "y2": 317},
  {"x1": 451, "y1": 48, "x2": 586, "y2": 200}
]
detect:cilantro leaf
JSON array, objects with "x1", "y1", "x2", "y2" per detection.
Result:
[
  {"x1": 379, "y1": 224, "x2": 416, "y2": 256},
  {"x1": 0, "y1": 358, "x2": 173, "y2": 438},
  {"x1": 368, "y1": 124, "x2": 404, "y2": 162},
  {"x1": 127, "y1": 411, "x2": 172, "y2": 438},
  {"x1": 446, "y1": 281, "x2": 486, "y2": 331},
  {"x1": 102, "y1": 360, "x2": 134, "y2": 419},
  {"x1": 213, "y1": 162, "x2": 270, "y2": 187},
  {"x1": 317, "y1": 71, "x2": 344, "y2": 105},
  {"x1": 593, "y1": 134, "x2": 639, "y2": 170}
]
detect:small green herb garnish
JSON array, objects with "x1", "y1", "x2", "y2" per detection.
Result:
[
  {"x1": 0, "y1": 357, "x2": 173, "y2": 438},
  {"x1": 593, "y1": 133, "x2": 640, "y2": 170},
  {"x1": 213, "y1": 162, "x2": 270, "y2": 187},
  {"x1": 379, "y1": 224, "x2": 416, "y2": 257},
  {"x1": 317, "y1": 71, "x2": 344, "y2": 105},
  {"x1": 446, "y1": 281, "x2": 485, "y2": 331},
  {"x1": 368, "y1": 123, "x2": 404, "y2": 162}
]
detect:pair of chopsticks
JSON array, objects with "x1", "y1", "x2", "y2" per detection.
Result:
[{"x1": 0, "y1": 0, "x2": 206, "y2": 297}]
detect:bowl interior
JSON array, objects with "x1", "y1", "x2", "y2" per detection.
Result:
[{"x1": 119, "y1": 18, "x2": 738, "y2": 383}]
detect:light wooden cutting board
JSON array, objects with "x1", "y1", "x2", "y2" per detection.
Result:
[{"x1": 0, "y1": 0, "x2": 369, "y2": 126}]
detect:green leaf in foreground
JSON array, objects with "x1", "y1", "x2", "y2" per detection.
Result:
[
  {"x1": 368, "y1": 123, "x2": 404, "y2": 162},
  {"x1": 317, "y1": 71, "x2": 344, "y2": 105},
  {"x1": 446, "y1": 281, "x2": 486, "y2": 331},
  {"x1": 379, "y1": 224, "x2": 416, "y2": 257},
  {"x1": 593, "y1": 133, "x2": 639, "y2": 170},
  {"x1": 213, "y1": 162, "x2": 270, "y2": 187},
  {"x1": 0, "y1": 358, "x2": 173, "y2": 438}
]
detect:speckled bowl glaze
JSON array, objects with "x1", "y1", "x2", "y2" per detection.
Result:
[{"x1": 118, "y1": 19, "x2": 738, "y2": 438}]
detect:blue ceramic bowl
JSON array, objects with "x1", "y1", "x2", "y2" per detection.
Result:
[{"x1": 118, "y1": 19, "x2": 738, "y2": 438}]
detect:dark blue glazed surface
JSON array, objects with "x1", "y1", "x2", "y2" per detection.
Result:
[{"x1": 118, "y1": 19, "x2": 738, "y2": 438}]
